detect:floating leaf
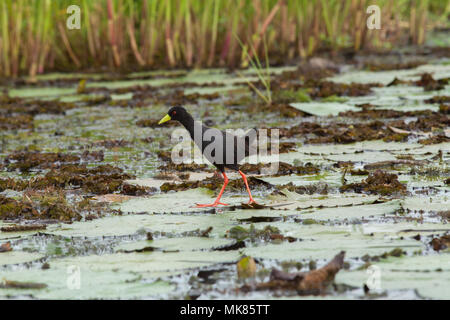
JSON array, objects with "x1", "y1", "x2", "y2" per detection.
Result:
[{"x1": 237, "y1": 256, "x2": 257, "y2": 279}]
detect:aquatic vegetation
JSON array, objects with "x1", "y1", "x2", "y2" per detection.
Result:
[
  {"x1": 158, "y1": 163, "x2": 210, "y2": 173},
  {"x1": 415, "y1": 73, "x2": 448, "y2": 91},
  {"x1": 0, "y1": 95, "x2": 77, "y2": 115},
  {"x1": 0, "y1": 192, "x2": 81, "y2": 221},
  {"x1": 425, "y1": 95, "x2": 450, "y2": 104},
  {"x1": 0, "y1": 56, "x2": 449, "y2": 299},
  {"x1": 227, "y1": 224, "x2": 295, "y2": 243},
  {"x1": 34, "y1": 164, "x2": 134, "y2": 195},
  {"x1": 276, "y1": 181, "x2": 329, "y2": 196},
  {"x1": 239, "y1": 162, "x2": 319, "y2": 176},
  {"x1": 4, "y1": 151, "x2": 80, "y2": 172},
  {"x1": 0, "y1": 115, "x2": 33, "y2": 131},
  {"x1": 272, "y1": 89, "x2": 311, "y2": 103},
  {"x1": 136, "y1": 118, "x2": 179, "y2": 128},
  {"x1": 160, "y1": 175, "x2": 271, "y2": 193},
  {"x1": 1, "y1": 224, "x2": 46, "y2": 232},
  {"x1": 236, "y1": 35, "x2": 273, "y2": 105},
  {"x1": 340, "y1": 170, "x2": 407, "y2": 196},
  {"x1": 236, "y1": 256, "x2": 257, "y2": 279},
  {"x1": 305, "y1": 79, "x2": 382, "y2": 98}
]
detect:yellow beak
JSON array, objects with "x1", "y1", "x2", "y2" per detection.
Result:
[{"x1": 158, "y1": 114, "x2": 171, "y2": 124}]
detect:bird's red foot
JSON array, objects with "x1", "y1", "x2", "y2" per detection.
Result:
[{"x1": 195, "y1": 202, "x2": 229, "y2": 208}]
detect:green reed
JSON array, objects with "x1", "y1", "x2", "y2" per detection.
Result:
[{"x1": 0, "y1": 0, "x2": 448, "y2": 78}]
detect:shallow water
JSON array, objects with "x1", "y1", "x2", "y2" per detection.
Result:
[{"x1": 0, "y1": 61, "x2": 449, "y2": 299}]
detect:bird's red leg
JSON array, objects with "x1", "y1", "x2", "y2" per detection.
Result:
[
  {"x1": 195, "y1": 172, "x2": 229, "y2": 207},
  {"x1": 239, "y1": 170, "x2": 256, "y2": 204}
]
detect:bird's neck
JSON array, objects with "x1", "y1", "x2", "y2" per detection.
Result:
[{"x1": 178, "y1": 112, "x2": 197, "y2": 138}]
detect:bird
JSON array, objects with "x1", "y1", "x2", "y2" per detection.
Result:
[{"x1": 158, "y1": 106, "x2": 258, "y2": 207}]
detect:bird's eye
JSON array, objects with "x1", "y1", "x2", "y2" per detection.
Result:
[{"x1": 172, "y1": 111, "x2": 177, "y2": 115}]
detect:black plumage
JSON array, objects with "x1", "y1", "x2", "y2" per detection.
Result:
[{"x1": 158, "y1": 106, "x2": 257, "y2": 207}]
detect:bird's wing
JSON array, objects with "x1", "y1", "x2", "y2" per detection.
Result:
[
  {"x1": 196, "y1": 123, "x2": 259, "y2": 165},
  {"x1": 223, "y1": 128, "x2": 258, "y2": 160}
]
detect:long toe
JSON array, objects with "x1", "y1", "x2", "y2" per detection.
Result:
[
  {"x1": 195, "y1": 202, "x2": 229, "y2": 208},
  {"x1": 195, "y1": 203, "x2": 217, "y2": 208}
]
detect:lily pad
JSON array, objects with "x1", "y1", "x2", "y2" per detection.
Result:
[
  {"x1": 52, "y1": 250, "x2": 239, "y2": 276},
  {"x1": 243, "y1": 229, "x2": 422, "y2": 261},
  {"x1": 269, "y1": 191, "x2": 379, "y2": 210},
  {"x1": 48, "y1": 213, "x2": 232, "y2": 238},
  {"x1": 114, "y1": 237, "x2": 234, "y2": 253},
  {"x1": 0, "y1": 266, "x2": 174, "y2": 299},
  {"x1": 325, "y1": 151, "x2": 397, "y2": 163},
  {"x1": 0, "y1": 251, "x2": 45, "y2": 266},
  {"x1": 290, "y1": 102, "x2": 360, "y2": 116},
  {"x1": 335, "y1": 254, "x2": 450, "y2": 299},
  {"x1": 119, "y1": 188, "x2": 251, "y2": 213},
  {"x1": 329, "y1": 64, "x2": 450, "y2": 85},
  {"x1": 8, "y1": 87, "x2": 76, "y2": 99},
  {"x1": 298, "y1": 200, "x2": 401, "y2": 221}
]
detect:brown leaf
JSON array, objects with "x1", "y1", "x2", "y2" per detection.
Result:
[
  {"x1": 93, "y1": 194, "x2": 133, "y2": 203},
  {"x1": 0, "y1": 279, "x2": 47, "y2": 289},
  {"x1": 241, "y1": 251, "x2": 346, "y2": 295},
  {"x1": 430, "y1": 235, "x2": 450, "y2": 252},
  {"x1": 297, "y1": 251, "x2": 345, "y2": 293},
  {"x1": 0, "y1": 242, "x2": 12, "y2": 253},
  {"x1": 1, "y1": 224, "x2": 46, "y2": 232}
]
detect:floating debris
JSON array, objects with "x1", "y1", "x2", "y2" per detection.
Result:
[
  {"x1": 1, "y1": 224, "x2": 47, "y2": 232},
  {"x1": 240, "y1": 251, "x2": 346, "y2": 295},
  {"x1": 340, "y1": 170, "x2": 407, "y2": 196},
  {"x1": 0, "y1": 279, "x2": 47, "y2": 289},
  {"x1": 430, "y1": 235, "x2": 450, "y2": 252},
  {"x1": 227, "y1": 224, "x2": 296, "y2": 243},
  {"x1": 0, "y1": 241, "x2": 12, "y2": 253}
]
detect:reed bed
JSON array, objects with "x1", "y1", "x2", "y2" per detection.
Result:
[{"x1": 0, "y1": 0, "x2": 448, "y2": 78}]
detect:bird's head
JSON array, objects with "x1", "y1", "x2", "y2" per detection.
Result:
[{"x1": 158, "y1": 106, "x2": 188, "y2": 124}]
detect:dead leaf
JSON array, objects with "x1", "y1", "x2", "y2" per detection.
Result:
[
  {"x1": 1, "y1": 224, "x2": 46, "y2": 232},
  {"x1": 364, "y1": 159, "x2": 426, "y2": 170},
  {"x1": 430, "y1": 235, "x2": 450, "y2": 251},
  {"x1": 295, "y1": 251, "x2": 345, "y2": 292},
  {"x1": 388, "y1": 126, "x2": 432, "y2": 137},
  {"x1": 0, "y1": 242, "x2": 12, "y2": 253},
  {"x1": 93, "y1": 194, "x2": 133, "y2": 203},
  {"x1": 388, "y1": 126, "x2": 411, "y2": 135},
  {"x1": 200, "y1": 226, "x2": 213, "y2": 237},
  {"x1": 0, "y1": 279, "x2": 47, "y2": 289},
  {"x1": 240, "y1": 251, "x2": 346, "y2": 295}
]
